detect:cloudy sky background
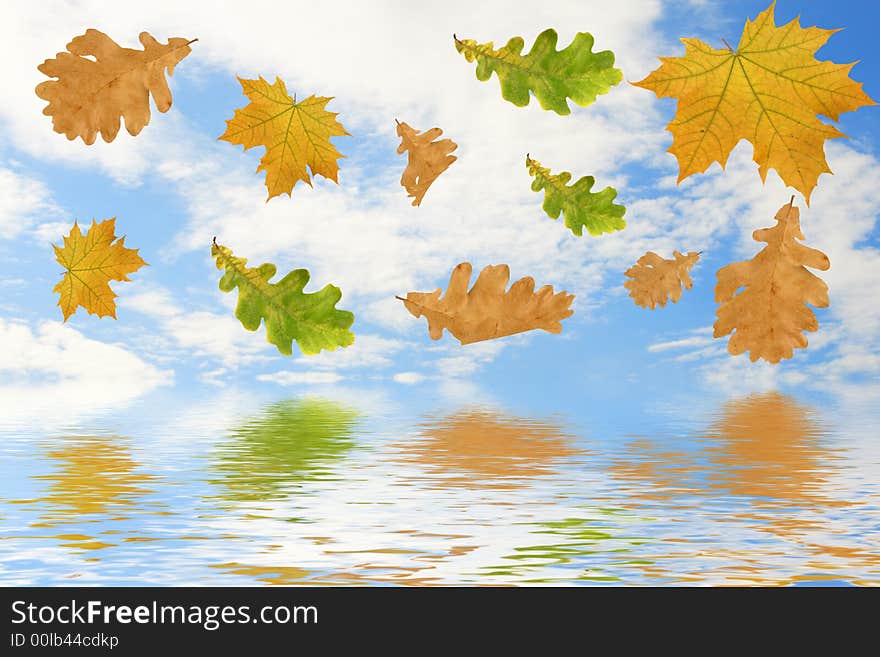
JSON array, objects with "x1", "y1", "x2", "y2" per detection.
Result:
[{"x1": 0, "y1": 0, "x2": 877, "y2": 429}]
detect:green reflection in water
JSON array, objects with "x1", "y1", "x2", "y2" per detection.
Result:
[
  {"x1": 481, "y1": 510, "x2": 648, "y2": 583},
  {"x1": 208, "y1": 398, "x2": 359, "y2": 503}
]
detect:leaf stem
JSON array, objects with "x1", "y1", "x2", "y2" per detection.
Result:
[
  {"x1": 187, "y1": 38, "x2": 199, "y2": 46},
  {"x1": 722, "y1": 38, "x2": 734, "y2": 52}
]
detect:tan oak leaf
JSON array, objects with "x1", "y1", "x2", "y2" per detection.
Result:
[
  {"x1": 398, "y1": 262, "x2": 574, "y2": 345},
  {"x1": 714, "y1": 198, "x2": 830, "y2": 363},
  {"x1": 36, "y1": 29, "x2": 194, "y2": 144},
  {"x1": 624, "y1": 251, "x2": 700, "y2": 309},
  {"x1": 396, "y1": 120, "x2": 457, "y2": 206}
]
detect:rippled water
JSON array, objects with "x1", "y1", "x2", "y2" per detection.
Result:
[{"x1": 1, "y1": 391, "x2": 878, "y2": 585}]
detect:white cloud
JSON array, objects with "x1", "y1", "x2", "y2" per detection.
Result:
[
  {"x1": 648, "y1": 332, "x2": 713, "y2": 353},
  {"x1": 393, "y1": 372, "x2": 425, "y2": 385},
  {"x1": 0, "y1": 318, "x2": 172, "y2": 427},
  {"x1": 122, "y1": 287, "x2": 180, "y2": 319},
  {"x1": 256, "y1": 371, "x2": 344, "y2": 385},
  {"x1": 0, "y1": 167, "x2": 63, "y2": 238},
  {"x1": 295, "y1": 334, "x2": 410, "y2": 371},
  {"x1": 121, "y1": 285, "x2": 272, "y2": 367},
  {"x1": 199, "y1": 367, "x2": 229, "y2": 387},
  {"x1": 0, "y1": 278, "x2": 26, "y2": 288},
  {"x1": 431, "y1": 339, "x2": 511, "y2": 378},
  {"x1": 29, "y1": 221, "x2": 72, "y2": 244},
  {"x1": 700, "y1": 357, "x2": 780, "y2": 394}
]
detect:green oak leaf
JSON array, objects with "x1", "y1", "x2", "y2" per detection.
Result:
[
  {"x1": 454, "y1": 29, "x2": 622, "y2": 115},
  {"x1": 527, "y1": 155, "x2": 626, "y2": 237},
  {"x1": 212, "y1": 240, "x2": 354, "y2": 356}
]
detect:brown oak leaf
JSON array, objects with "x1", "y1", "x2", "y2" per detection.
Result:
[
  {"x1": 624, "y1": 250, "x2": 700, "y2": 309},
  {"x1": 36, "y1": 29, "x2": 195, "y2": 144},
  {"x1": 714, "y1": 198, "x2": 830, "y2": 363},
  {"x1": 396, "y1": 120, "x2": 457, "y2": 206},
  {"x1": 398, "y1": 262, "x2": 574, "y2": 345}
]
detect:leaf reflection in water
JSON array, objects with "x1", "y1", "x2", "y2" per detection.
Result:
[
  {"x1": 394, "y1": 407, "x2": 580, "y2": 490},
  {"x1": 613, "y1": 392, "x2": 837, "y2": 506},
  {"x1": 24, "y1": 435, "x2": 158, "y2": 552},
  {"x1": 208, "y1": 398, "x2": 359, "y2": 503},
  {"x1": 705, "y1": 392, "x2": 840, "y2": 504},
  {"x1": 612, "y1": 392, "x2": 877, "y2": 584},
  {"x1": 483, "y1": 510, "x2": 648, "y2": 583}
]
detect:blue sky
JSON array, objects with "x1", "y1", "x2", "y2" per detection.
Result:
[{"x1": 0, "y1": 0, "x2": 878, "y2": 429}]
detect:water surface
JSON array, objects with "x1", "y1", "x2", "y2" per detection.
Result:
[{"x1": 1, "y1": 390, "x2": 877, "y2": 585}]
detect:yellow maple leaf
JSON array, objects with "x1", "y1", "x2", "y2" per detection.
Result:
[
  {"x1": 219, "y1": 76, "x2": 349, "y2": 200},
  {"x1": 714, "y1": 198, "x2": 829, "y2": 364},
  {"x1": 624, "y1": 250, "x2": 700, "y2": 309},
  {"x1": 53, "y1": 219, "x2": 147, "y2": 321},
  {"x1": 36, "y1": 29, "x2": 195, "y2": 144},
  {"x1": 395, "y1": 120, "x2": 457, "y2": 206},
  {"x1": 633, "y1": 1, "x2": 876, "y2": 202},
  {"x1": 398, "y1": 262, "x2": 574, "y2": 345}
]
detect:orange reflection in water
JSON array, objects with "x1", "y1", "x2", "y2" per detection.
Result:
[
  {"x1": 212, "y1": 561, "x2": 447, "y2": 586},
  {"x1": 613, "y1": 392, "x2": 878, "y2": 584},
  {"x1": 23, "y1": 436, "x2": 158, "y2": 552},
  {"x1": 394, "y1": 408, "x2": 581, "y2": 490},
  {"x1": 213, "y1": 563, "x2": 312, "y2": 585},
  {"x1": 705, "y1": 392, "x2": 841, "y2": 505},
  {"x1": 213, "y1": 410, "x2": 583, "y2": 585},
  {"x1": 214, "y1": 532, "x2": 484, "y2": 586},
  {"x1": 614, "y1": 393, "x2": 837, "y2": 504}
]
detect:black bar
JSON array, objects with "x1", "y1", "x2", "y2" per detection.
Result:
[{"x1": 0, "y1": 586, "x2": 868, "y2": 651}]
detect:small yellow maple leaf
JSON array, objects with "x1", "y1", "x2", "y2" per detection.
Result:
[
  {"x1": 633, "y1": 1, "x2": 876, "y2": 202},
  {"x1": 53, "y1": 219, "x2": 147, "y2": 321},
  {"x1": 219, "y1": 76, "x2": 349, "y2": 201}
]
